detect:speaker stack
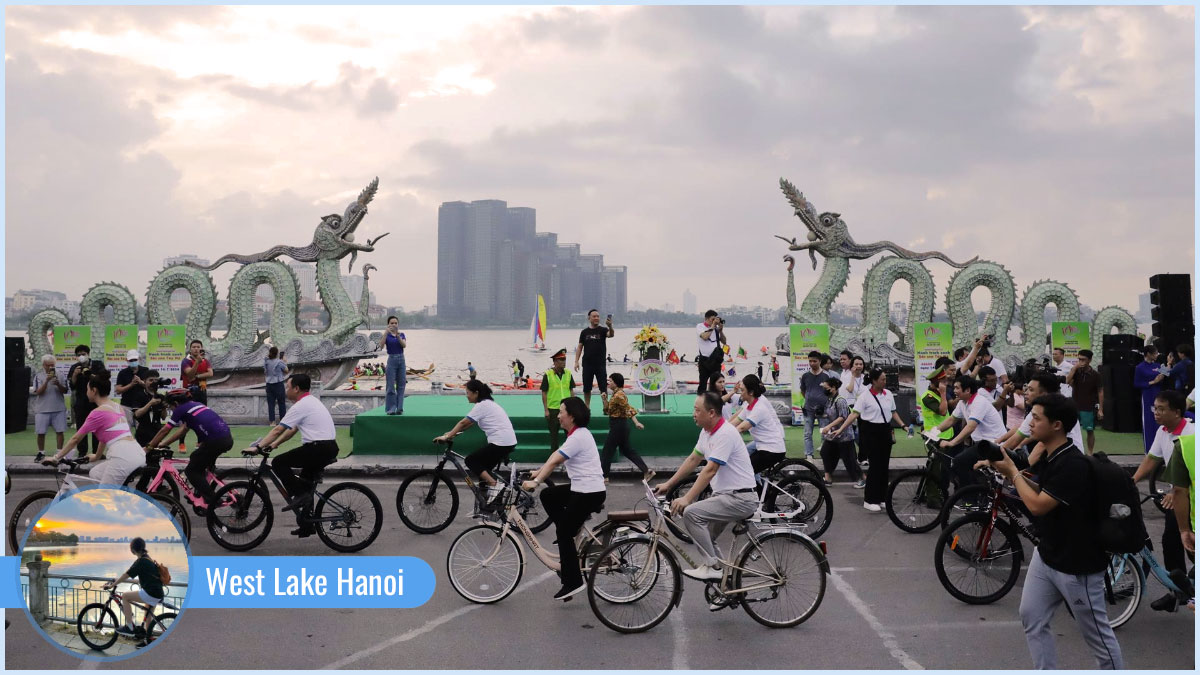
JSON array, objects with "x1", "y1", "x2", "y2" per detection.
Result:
[
  {"x1": 1150, "y1": 274, "x2": 1194, "y2": 354},
  {"x1": 5, "y1": 337, "x2": 30, "y2": 433},
  {"x1": 1102, "y1": 334, "x2": 1142, "y2": 366},
  {"x1": 1100, "y1": 362, "x2": 1142, "y2": 434}
]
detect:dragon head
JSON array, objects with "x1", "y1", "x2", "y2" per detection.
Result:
[
  {"x1": 776, "y1": 178, "x2": 849, "y2": 268},
  {"x1": 313, "y1": 177, "x2": 390, "y2": 271}
]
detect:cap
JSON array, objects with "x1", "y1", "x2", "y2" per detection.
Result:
[
  {"x1": 926, "y1": 365, "x2": 947, "y2": 381},
  {"x1": 126, "y1": 349, "x2": 141, "y2": 361},
  {"x1": 551, "y1": 348, "x2": 568, "y2": 359}
]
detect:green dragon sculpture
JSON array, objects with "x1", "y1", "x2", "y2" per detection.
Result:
[
  {"x1": 776, "y1": 178, "x2": 1137, "y2": 366},
  {"x1": 27, "y1": 178, "x2": 388, "y2": 386}
]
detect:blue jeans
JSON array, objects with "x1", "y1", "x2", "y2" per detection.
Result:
[
  {"x1": 803, "y1": 412, "x2": 828, "y2": 457},
  {"x1": 265, "y1": 381, "x2": 287, "y2": 424},
  {"x1": 385, "y1": 353, "x2": 407, "y2": 413}
]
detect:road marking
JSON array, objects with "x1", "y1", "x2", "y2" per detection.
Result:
[
  {"x1": 670, "y1": 607, "x2": 688, "y2": 670},
  {"x1": 883, "y1": 620, "x2": 1022, "y2": 631},
  {"x1": 321, "y1": 569, "x2": 557, "y2": 670},
  {"x1": 830, "y1": 571, "x2": 923, "y2": 670},
  {"x1": 77, "y1": 658, "x2": 99, "y2": 670}
]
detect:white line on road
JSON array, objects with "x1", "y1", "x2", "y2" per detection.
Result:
[
  {"x1": 670, "y1": 606, "x2": 688, "y2": 670},
  {"x1": 830, "y1": 571, "x2": 924, "y2": 670},
  {"x1": 320, "y1": 569, "x2": 557, "y2": 670},
  {"x1": 883, "y1": 620, "x2": 1023, "y2": 632}
]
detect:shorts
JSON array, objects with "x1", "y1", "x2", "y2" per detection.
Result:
[
  {"x1": 35, "y1": 411, "x2": 67, "y2": 434},
  {"x1": 137, "y1": 587, "x2": 164, "y2": 605},
  {"x1": 581, "y1": 361, "x2": 607, "y2": 394},
  {"x1": 1077, "y1": 411, "x2": 1096, "y2": 432}
]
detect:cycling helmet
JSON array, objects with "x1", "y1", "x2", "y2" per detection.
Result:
[{"x1": 164, "y1": 388, "x2": 192, "y2": 405}]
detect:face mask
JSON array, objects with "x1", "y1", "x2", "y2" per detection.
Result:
[
  {"x1": 78, "y1": 355, "x2": 89, "y2": 364},
  {"x1": 129, "y1": 361, "x2": 139, "y2": 367}
]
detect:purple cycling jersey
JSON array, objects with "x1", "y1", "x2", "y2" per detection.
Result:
[{"x1": 166, "y1": 401, "x2": 232, "y2": 443}]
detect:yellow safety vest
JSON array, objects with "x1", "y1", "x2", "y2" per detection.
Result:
[
  {"x1": 544, "y1": 370, "x2": 572, "y2": 411},
  {"x1": 1179, "y1": 434, "x2": 1195, "y2": 530},
  {"x1": 920, "y1": 389, "x2": 954, "y2": 440}
]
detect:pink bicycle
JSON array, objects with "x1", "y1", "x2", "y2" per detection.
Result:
[{"x1": 123, "y1": 448, "x2": 253, "y2": 515}]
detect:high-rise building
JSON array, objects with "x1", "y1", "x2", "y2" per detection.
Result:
[{"x1": 682, "y1": 289, "x2": 697, "y2": 315}]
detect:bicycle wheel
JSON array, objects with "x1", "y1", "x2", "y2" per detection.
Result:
[
  {"x1": 446, "y1": 525, "x2": 525, "y2": 603},
  {"x1": 885, "y1": 469, "x2": 943, "y2": 534},
  {"x1": 1148, "y1": 462, "x2": 1171, "y2": 515},
  {"x1": 150, "y1": 493, "x2": 191, "y2": 542},
  {"x1": 8, "y1": 490, "x2": 56, "y2": 554},
  {"x1": 587, "y1": 537, "x2": 681, "y2": 634},
  {"x1": 76, "y1": 603, "x2": 120, "y2": 651},
  {"x1": 581, "y1": 519, "x2": 649, "y2": 602},
  {"x1": 668, "y1": 474, "x2": 712, "y2": 503},
  {"x1": 396, "y1": 470, "x2": 459, "y2": 534},
  {"x1": 216, "y1": 467, "x2": 255, "y2": 487},
  {"x1": 1106, "y1": 553, "x2": 1143, "y2": 629},
  {"x1": 315, "y1": 482, "x2": 384, "y2": 552},
  {"x1": 516, "y1": 477, "x2": 557, "y2": 534},
  {"x1": 142, "y1": 611, "x2": 176, "y2": 646},
  {"x1": 775, "y1": 474, "x2": 833, "y2": 538},
  {"x1": 935, "y1": 512, "x2": 1023, "y2": 604},
  {"x1": 737, "y1": 531, "x2": 827, "y2": 628},
  {"x1": 937, "y1": 484, "x2": 990, "y2": 529},
  {"x1": 770, "y1": 457, "x2": 823, "y2": 481},
  {"x1": 122, "y1": 468, "x2": 181, "y2": 502},
  {"x1": 207, "y1": 480, "x2": 274, "y2": 551}
]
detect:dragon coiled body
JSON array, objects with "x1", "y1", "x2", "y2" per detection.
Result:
[{"x1": 778, "y1": 179, "x2": 1136, "y2": 367}]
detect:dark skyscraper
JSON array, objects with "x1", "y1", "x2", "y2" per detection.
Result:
[{"x1": 436, "y1": 200, "x2": 627, "y2": 324}]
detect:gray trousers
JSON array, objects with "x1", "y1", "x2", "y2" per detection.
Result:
[
  {"x1": 1019, "y1": 549, "x2": 1123, "y2": 670},
  {"x1": 682, "y1": 491, "x2": 759, "y2": 567}
]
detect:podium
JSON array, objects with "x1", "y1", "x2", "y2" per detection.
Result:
[{"x1": 637, "y1": 346, "x2": 668, "y2": 414}]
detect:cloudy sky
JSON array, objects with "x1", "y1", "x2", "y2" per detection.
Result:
[
  {"x1": 4, "y1": 5, "x2": 1194, "y2": 318},
  {"x1": 34, "y1": 489, "x2": 183, "y2": 540}
]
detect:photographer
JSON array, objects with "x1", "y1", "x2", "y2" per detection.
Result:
[
  {"x1": 695, "y1": 310, "x2": 727, "y2": 395},
  {"x1": 132, "y1": 371, "x2": 168, "y2": 448},
  {"x1": 67, "y1": 344, "x2": 106, "y2": 457},
  {"x1": 115, "y1": 349, "x2": 152, "y2": 430}
]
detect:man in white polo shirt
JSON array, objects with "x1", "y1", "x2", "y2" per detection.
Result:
[
  {"x1": 655, "y1": 392, "x2": 758, "y2": 581},
  {"x1": 246, "y1": 373, "x2": 339, "y2": 537},
  {"x1": 929, "y1": 374, "x2": 1008, "y2": 489}
]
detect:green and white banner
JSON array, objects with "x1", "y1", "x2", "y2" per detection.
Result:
[
  {"x1": 789, "y1": 323, "x2": 830, "y2": 414},
  {"x1": 52, "y1": 325, "x2": 91, "y2": 382},
  {"x1": 148, "y1": 325, "x2": 187, "y2": 383},
  {"x1": 914, "y1": 323, "x2": 953, "y2": 384},
  {"x1": 103, "y1": 325, "x2": 139, "y2": 376},
  {"x1": 1051, "y1": 321, "x2": 1091, "y2": 369}
]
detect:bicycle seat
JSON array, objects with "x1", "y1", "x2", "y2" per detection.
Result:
[{"x1": 606, "y1": 509, "x2": 649, "y2": 522}]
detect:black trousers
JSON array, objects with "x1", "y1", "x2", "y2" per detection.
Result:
[
  {"x1": 696, "y1": 354, "x2": 721, "y2": 395},
  {"x1": 185, "y1": 435, "x2": 234, "y2": 508},
  {"x1": 860, "y1": 421, "x2": 894, "y2": 504},
  {"x1": 821, "y1": 439, "x2": 862, "y2": 481},
  {"x1": 273, "y1": 440, "x2": 340, "y2": 523},
  {"x1": 464, "y1": 443, "x2": 515, "y2": 478},
  {"x1": 600, "y1": 418, "x2": 648, "y2": 477},
  {"x1": 1163, "y1": 509, "x2": 1188, "y2": 575},
  {"x1": 540, "y1": 485, "x2": 606, "y2": 588}
]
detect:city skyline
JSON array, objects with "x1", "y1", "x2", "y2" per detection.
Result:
[
  {"x1": 32, "y1": 490, "x2": 184, "y2": 541},
  {"x1": 3, "y1": 6, "x2": 1193, "y2": 315}
]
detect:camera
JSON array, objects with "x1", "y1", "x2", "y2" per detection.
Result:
[{"x1": 978, "y1": 440, "x2": 1005, "y2": 462}]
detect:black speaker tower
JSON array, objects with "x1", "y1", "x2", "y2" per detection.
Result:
[
  {"x1": 5, "y1": 337, "x2": 30, "y2": 433},
  {"x1": 1150, "y1": 274, "x2": 1194, "y2": 353}
]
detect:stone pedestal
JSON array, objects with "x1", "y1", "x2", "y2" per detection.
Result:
[{"x1": 26, "y1": 553, "x2": 49, "y2": 624}]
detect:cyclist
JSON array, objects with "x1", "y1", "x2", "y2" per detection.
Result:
[
  {"x1": 104, "y1": 537, "x2": 164, "y2": 639},
  {"x1": 246, "y1": 373, "x2": 339, "y2": 538},
  {"x1": 144, "y1": 388, "x2": 234, "y2": 517},
  {"x1": 996, "y1": 373, "x2": 1083, "y2": 468},
  {"x1": 729, "y1": 374, "x2": 785, "y2": 474},
  {"x1": 521, "y1": 396, "x2": 605, "y2": 601},
  {"x1": 434, "y1": 380, "x2": 517, "y2": 508},
  {"x1": 654, "y1": 392, "x2": 757, "y2": 581},
  {"x1": 43, "y1": 371, "x2": 144, "y2": 485},
  {"x1": 928, "y1": 374, "x2": 1007, "y2": 489}
]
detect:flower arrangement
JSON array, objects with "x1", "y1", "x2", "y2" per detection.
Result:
[{"x1": 631, "y1": 325, "x2": 672, "y2": 358}]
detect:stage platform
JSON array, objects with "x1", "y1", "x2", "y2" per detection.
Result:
[{"x1": 350, "y1": 394, "x2": 705, "y2": 460}]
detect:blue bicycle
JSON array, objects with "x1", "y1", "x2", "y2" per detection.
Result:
[{"x1": 1103, "y1": 494, "x2": 1193, "y2": 628}]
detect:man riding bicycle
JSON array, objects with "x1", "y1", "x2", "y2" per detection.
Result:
[
  {"x1": 654, "y1": 392, "x2": 758, "y2": 582},
  {"x1": 144, "y1": 389, "x2": 234, "y2": 516},
  {"x1": 245, "y1": 374, "x2": 339, "y2": 538}
]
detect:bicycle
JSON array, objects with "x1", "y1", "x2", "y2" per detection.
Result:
[
  {"x1": 205, "y1": 447, "x2": 383, "y2": 552},
  {"x1": 445, "y1": 473, "x2": 647, "y2": 604},
  {"x1": 123, "y1": 448, "x2": 253, "y2": 515},
  {"x1": 667, "y1": 457, "x2": 833, "y2": 537},
  {"x1": 586, "y1": 481, "x2": 829, "y2": 633},
  {"x1": 76, "y1": 585, "x2": 179, "y2": 652},
  {"x1": 1103, "y1": 493, "x2": 1194, "y2": 627},
  {"x1": 885, "y1": 434, "x2": 969, "y2": 533},
  {"x1": 8, "y1": 458, "x2": 190, "y2": 554},
  {"x1": 395, "y1": 439, "x2": 556, "y2": 534}
]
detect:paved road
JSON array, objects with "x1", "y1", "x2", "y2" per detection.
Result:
[{"x1": 5, "y1": 474, "x2": 1194, "y2": 670}]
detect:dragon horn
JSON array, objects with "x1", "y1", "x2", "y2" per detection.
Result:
[
  {"x1": 357, "y1": 177, "x2": 379, "y2": 207},
  {"x1": 779, "y1": 178, "x2": 808, "y2": 213}
]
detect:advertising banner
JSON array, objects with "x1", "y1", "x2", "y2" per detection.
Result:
[
  {"x1": 1051, "y1": 321, "x2": 1091, "y2": 370},
  {"x1": 789, "y1": 323, "x2": 830, "y2": 416},
  {"x1": 103, "y1": 324, "x2": 139, "y2": 376},
  {"x1": 148, "y1": 325, "x2": 187, "y2": 384},
  {"x1": 914, "y1": 323, "x2": 953, "y2": 384},
  {"x1": 52, "y1": 325, "x2": 91, "y2": 382}
]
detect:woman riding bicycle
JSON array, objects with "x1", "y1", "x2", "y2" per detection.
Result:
[
  {"x1": 728, "y1": 375, "x2": 786, "y2": 474},
  {"x1": 521, "y1": 396, "x2": 605, "y2": 601},
  {"x1": 104, "y1": 536, "x2": 164, "y2": 639},
  {"x1": 43, "y1": 371, "x2": 144, "y2": 485},
  {"x1": 143, "y1": 388, "x2": 235, "y2": 517},
  {"x1": 434, "y1": 380, "x2": 517, "y2": 507}
]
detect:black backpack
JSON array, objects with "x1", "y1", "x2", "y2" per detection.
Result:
[{"x1": 1088, "y1": 452, "x2": 1148, "y2": 554}]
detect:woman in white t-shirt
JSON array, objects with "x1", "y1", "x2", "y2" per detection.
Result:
[
  {"x1": 730, "y1": 375, "x2": 786, "y2": 474},
  {"x1": 434, "y1": 381, "x2": 518, "y2": 505},
  {"x1": 521, "y1": 396, "x2": 606, "y2": 601},
  {"x1": 832, "y1": 368, "x2": 904, "y2": 513}
]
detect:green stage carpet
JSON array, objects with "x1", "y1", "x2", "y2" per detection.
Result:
[{"x1": 351, "y1": 394, "x2": 707, "y2": 460}]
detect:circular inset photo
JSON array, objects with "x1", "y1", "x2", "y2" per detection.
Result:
[{"x1": 17, "y1": 486, "x2": 189, "y2": 661}]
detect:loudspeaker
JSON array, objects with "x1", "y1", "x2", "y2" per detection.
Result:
[
  {"x1": 5, "y1": 337, "x2": 24, "y2": 370},
  {"x1": 1100, "y1": 364, "x2": 1141, "y2": 434},
  {"x1": 1102, "y1": 334, "x2": 1141, "y2": 352},
  {"x1": 1149, "y1": 274, "x2": 1194, "y2": 352},
  {"x1": 6, "y1": 366, "x2": 30, "y2": 433}
]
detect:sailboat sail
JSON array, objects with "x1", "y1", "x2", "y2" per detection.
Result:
[{"x1": 529, "y1": 294, "x2": 547, "y2": 349}]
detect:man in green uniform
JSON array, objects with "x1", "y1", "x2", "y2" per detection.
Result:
[{"x1": 541, "y1": 349, "x2": 576, "y2": 452}]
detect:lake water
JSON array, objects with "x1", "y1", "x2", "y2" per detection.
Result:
[{"x1": 21, "y1": 542, "x2": 189, "y2": 581}]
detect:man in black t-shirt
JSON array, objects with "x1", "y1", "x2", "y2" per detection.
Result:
[
  {"x1": 115, "y1": 349, "x2": 152, "y2": 430},
  {"x1": 574, "y1": 309, "x2": 614, "y2": 407},
  {"x1": 986, "y1": 393, "x2": 1122, "y2": 670},
  {"x1": 67, "y1": 345, "x2": 106, "y2": 456}
]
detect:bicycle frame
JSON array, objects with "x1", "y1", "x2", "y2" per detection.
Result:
[
  {"x1": 142, "y1": 456, "x2": 227, "y2": 508},
  {"x1": 751, "y1": 474, "x2": 808, "y2": 521},
  {"x1": 236, "y1": 450, "x2": 361, "y2": 528}
]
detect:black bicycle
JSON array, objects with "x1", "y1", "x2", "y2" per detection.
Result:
[
  {"x1": 885, "y1": 434, "x2": 974, "y2": 533},
  {"x1": 77, "y1": 586, "x2": 178, "y2": 651},
  {"x1": 205, "y1": 447, "x2": 383, "y2": 552},
  {"x1": 396, "y1": 440, "x2": 556, "y2": 534}
]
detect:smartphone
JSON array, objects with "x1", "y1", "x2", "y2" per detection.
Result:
[{"x1": 607, "y1": 314, "x2": 612, "y2": 320}]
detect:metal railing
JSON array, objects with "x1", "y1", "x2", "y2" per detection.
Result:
[{"x1": 21, "y1": 570, "x2": 187, "y2": 626}]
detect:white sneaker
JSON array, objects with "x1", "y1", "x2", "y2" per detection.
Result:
[
  {"x1": 682, "y1": 564, "x2": 724, "y2": 581},
  {"x1": 486, "y1": 484, "x2": 505, "y2": 504},
  {"x1": 862, "y1": 501, "x2": 882, "y2": 513}
]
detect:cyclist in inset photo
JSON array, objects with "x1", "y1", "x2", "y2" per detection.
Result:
[
  {"x1": 143, "y1": 388, "x2": 235, "y2": 517},
  {"x1": 104, "y1": 536, "x2": 165, "y2": 639}
]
